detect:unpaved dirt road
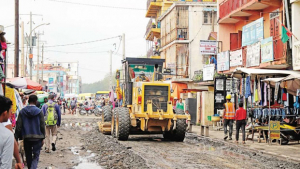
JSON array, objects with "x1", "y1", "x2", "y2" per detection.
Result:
[{"x1": 37, "y1": 114, "x2": 300, "y2": 169}]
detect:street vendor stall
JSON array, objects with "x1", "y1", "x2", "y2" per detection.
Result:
[{"x1": 223, "y1": 68, "x2": 300, "y2": 145}]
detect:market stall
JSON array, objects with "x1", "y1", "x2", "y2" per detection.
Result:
[{"x1": 215, "y1": 68, "x2": 300, "y2": 145}]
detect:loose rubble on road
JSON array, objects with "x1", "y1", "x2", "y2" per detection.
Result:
[{"x1": 38, "y1": 117, "x2": 300, "y2": 169}]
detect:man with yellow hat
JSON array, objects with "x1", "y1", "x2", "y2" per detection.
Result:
[{"x1": 223, "y1": 94, "x2": 235, "y2": 140}]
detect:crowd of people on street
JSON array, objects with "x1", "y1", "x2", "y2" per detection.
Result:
[{"x1": 0, "y1": 94, "x2": 61, "y2": 169}]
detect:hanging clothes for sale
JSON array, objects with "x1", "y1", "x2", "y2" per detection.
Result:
[
  {"x1": 277, "y1": 85, "x2": 282, "y2": 104},
  {"x1": 0, "y1": 84, "x2": 3, "y2": 95},
  {"x1": 282, "y1": 88, "x2": 287, "y2": 101},
  {"x1": 14, "y1": 89, "x2": 23, "y2": 117},
  {"x1": 257, "y1": 77, "x2": 261, "y2": 102},
  {"x1": 274, "y1": 82, "x2": 280, "y2": 102},
  {"x1": 5, "y1": 86, "x2": 17, "y2": 113},
  {"x1": 240, "y1": 78, "x2": 244, "y2": 96},
  {"x1": 0, "y1": 66, "x2": 4, "y2": 81},
  {"x1": 245, "y1": 76, "x2": 251, "y2": 98},
  {"x1": 254, "y1": 77, "x2": 259, "y2": 102},
  {"x1": 263, "y1": 83, "x2": 267, "y2": 106}
]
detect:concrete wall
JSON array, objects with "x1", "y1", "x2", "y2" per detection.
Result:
[
  {"x1": 189, "y1": 5, "x2": 217, "y2": 78},
  {"x1": 292, "y1": 1, "x2": 300, "y2": 70},
  {"x1": 218, "y1": 1, "x2": 283, "y2": 52}
]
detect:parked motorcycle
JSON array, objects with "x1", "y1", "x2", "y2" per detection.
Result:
[
  {"x1": 79, "y1": 103, "x2": 95, "y2": 116},
  {"x1": 279, "y1": 122, "x2": 300, "y2": 145},
  {"x1": 94, "y1": 105, "x2": 102, "y2": 117}
]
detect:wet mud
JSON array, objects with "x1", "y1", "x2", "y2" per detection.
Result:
[{"x1": 38, "y1": 117, "x2": 300, "y2": 169}]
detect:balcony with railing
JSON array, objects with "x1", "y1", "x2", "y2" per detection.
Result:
[
  {"x1": 219, "y1": 0, "x2": 281, "y2": 23},
  {"x1": 145, "y1": 19, "x2": 161, "y2": 41},
  {"x1": 146, "y1": 0, "x2": 163, "y2": 18}
]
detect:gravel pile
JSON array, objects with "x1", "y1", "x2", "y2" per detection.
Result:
[{"x1": 81, "y1": 128, "x2": 149, "y2": 169}]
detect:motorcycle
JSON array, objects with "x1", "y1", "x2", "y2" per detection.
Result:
[
  {"x1": 94, "y1": 105, "x2": 102, "y2": 117},
  {"x1": 79, "y1": 103, "x2": 95, "y2": 116},
  {"x1": 279, "y1": 122, "x2": 300, "y2": 145}
]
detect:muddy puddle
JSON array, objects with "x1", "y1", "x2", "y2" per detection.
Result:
[
  {"x1": 71, "y1": 147, "x2": 102, "y2": 169},
  {"x1": 63, "y1": 122, "x2": 95, "y2": 131}
]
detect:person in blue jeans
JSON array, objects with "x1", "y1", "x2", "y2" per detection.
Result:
[{"x1": 15, "y1": 95, "x2": 45, "y2": 169}]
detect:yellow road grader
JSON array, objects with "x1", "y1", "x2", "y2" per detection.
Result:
[{"x1": 99, "y1": 57, "x2": 190, "y2": 141}]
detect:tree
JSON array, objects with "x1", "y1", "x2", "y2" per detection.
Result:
[{"x1": 82, "y1": 73, "x2": 116, "y2": 93}]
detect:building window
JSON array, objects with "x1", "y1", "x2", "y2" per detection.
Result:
[{"x1": 203, "y1": 11, "x2": 217, "y2": 24}]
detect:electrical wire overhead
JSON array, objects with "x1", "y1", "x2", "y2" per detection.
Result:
[
  {"x1": 44, "y1": 35, "x2": 121, "y2": 48},
  {"x1": 45, "y1": 0, "x2": 146, "y2": 11}
]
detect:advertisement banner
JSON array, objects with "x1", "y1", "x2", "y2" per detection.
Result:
[
  {"x1": 261, "y1": 37, "x2": 274, "y2": 63},
  {"x1": 246, "y1": 42, "x2": 261, "y2": 67},
  {"x1": 230, "y1": 49, "x2": 243, "y2": 67},
  {"x1": 217, "y1": 51, "x2": 230, "y2": 71},
  {"x1": 242, "y1": 17, "x2": 264, "y2": 46},
  {"x1": 203, "y1": 64, "x2": 215, "y2": 81},
  {"x1": 49, "y1": 77, "x2": 54, "y2": 85},
  {"x1": 200, "y1": 40, "x2": 217, "y2": 55}
]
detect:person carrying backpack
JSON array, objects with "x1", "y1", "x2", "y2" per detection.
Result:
[
  {"x1": 41, "y1": 94, "x2": 61, "y2": 153},
  {"x1": 15, "y1": 95, "x2": 45, "y2": 169}
]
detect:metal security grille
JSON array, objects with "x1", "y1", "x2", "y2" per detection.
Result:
[{"x1": 144, "y1": 86, "x2": 168, "y2": 112}]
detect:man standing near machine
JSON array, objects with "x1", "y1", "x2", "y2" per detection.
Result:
[{"x1": 223, "y1": 94, "x2": 235, "y2": 140}]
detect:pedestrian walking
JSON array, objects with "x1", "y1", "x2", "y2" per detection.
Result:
[
  {"x1": 67, "y1": 98, "x2": 71, "y2": 112},
  {"x1": 15, "y1": 95, "x2": 45, "y2": 169},
  {"x1": 2, "y1": 118, "x2": 23, "y2": 169},
  {"x1": 0, "y1": 96, "x2": 14, "y2": 169},
  {"x1": 62, "y1": 99, "x2": 66, "y2": 115},
  {"x1": 42, "y1": 95, "x2": 61, "y2": 153},
  {"x1": 70, "y1": 97, "x2": 77, "y2": 115},
  {"x1": 235, "y1": 102, "x2": 247, "y2": 144},
  {"x1": 223, "y1": 94, "x2": 235, "y2": 140}
]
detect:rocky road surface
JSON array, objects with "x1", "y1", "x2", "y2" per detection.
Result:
[{"x1": 38, "y1": 116, "x2": 300, "y2": 169}]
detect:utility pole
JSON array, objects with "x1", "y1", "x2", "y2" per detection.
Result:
[
  {"x1": 109, "y1": 50, "x2": 112, "y2": 91},
  {"x1": 36, "y1": 33, "x2": 40, "y2": 83},
  {"x1": 211, "y1": 10, "x2": 214, "y2": 32},
  {"x1": 14, "y1": 0, "x2": 19, "y2": 77},
  {"x1": 29, "y1": 11, "x2": 33, "y2": 80},
  {"x1": 122, "y1": 33, "x2": 125, "y2": 60},
  {"x1": 41, "y1": 44, "x2": 44, "y2": 85},
  {"x1": 21, "y1": 21, "x2": 24, "y2": 77}
]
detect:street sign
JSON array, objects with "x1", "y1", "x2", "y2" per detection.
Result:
[
  {"x1": 270, "y1": 131, "x2": 280, "y2": 139},
  {"x1": 270, "y1": 121, "x2": 280, "y2": 130},
  {"x1": 270, "y1": 121, "x2": 280, "y2": 140}
]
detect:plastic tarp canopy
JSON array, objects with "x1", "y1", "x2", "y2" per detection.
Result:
[
  {"x1": 7, "y1": 77, "x2": 42, "y2": 90},
  {"x1": 231, "y1": 68, "x2": 300, "y2": 79},
  {"x1": 171, "y1": 83, "x2": 187, "y2": 99}
]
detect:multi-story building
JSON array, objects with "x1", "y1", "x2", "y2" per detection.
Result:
[
  {"x1": 158, "y1": 1, "x2": 217, "y2": 86},
  {"x1": 218, "y1": 0, "x2": 291, "y2": 73},
  {"x1": 291, "y1": 0, "x2": 300, "y2": 70},
  {"x1": 145, "y1": 0, "x2": 179, "y2": 58}
]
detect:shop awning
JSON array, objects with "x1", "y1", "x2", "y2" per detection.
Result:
[
  {"x1": 231, "y1": 68, "x2": 300, "y2": 79},
  {"x1": 261, "y1": 77, "x2": 285, "y2": 83}
]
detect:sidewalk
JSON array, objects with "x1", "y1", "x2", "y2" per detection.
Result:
[{"x1": 191, "y1": 125, "x2": 300, "y2": 162}]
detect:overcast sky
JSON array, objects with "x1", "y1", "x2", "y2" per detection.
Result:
[{"x1": 2, "y1": 0, "x2": 148, "y2": 83}]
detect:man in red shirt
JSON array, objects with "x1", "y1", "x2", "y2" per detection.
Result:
[{"x1": 235, "y1": 102, "x2": 247, "y2": 144}]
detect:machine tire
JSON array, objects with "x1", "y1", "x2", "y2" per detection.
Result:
[
  {"x1": 102, "y1": 106, "x2": 112, "y2": 122},
  {"x1": 163, "y1": 131, "x2": 174, "y2": 140},
  {"x1": 111, "y1": 108, "x2": 121, "y2": 138},
  {"x1": 173, "y1": 109, "x2": 187, "y2": 142},
  {"x1": 116, "y1": 107, "x2": 130, "y2": 141}
]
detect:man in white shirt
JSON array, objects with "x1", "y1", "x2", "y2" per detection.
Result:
[{"x1": 0, "y1": 95, "x2": 14, "y2": 169}]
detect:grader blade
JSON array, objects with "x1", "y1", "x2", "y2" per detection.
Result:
[{"x1": 97, "y1": 121, "x2": 112, "y2": 135}]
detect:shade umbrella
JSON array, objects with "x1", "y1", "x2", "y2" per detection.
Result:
[{"x1": 7, "y1": 77, "x2": 42, "y2": 91}]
